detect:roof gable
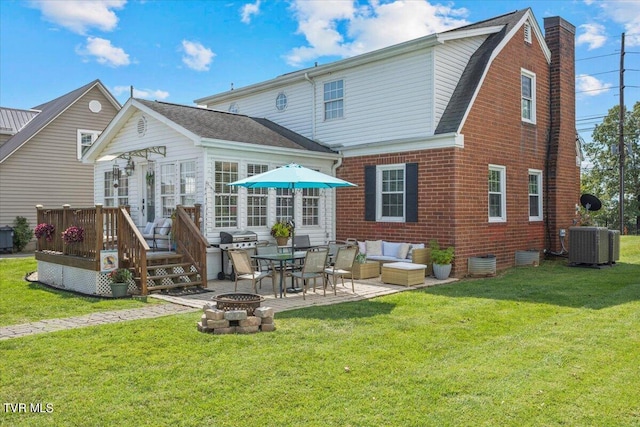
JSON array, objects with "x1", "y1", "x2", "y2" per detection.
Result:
[
  {"x1": 86, "y1": 99, "x2": 335, "y2": 161},
  {"x1": 0, "y1": 79, "x2": 121, "y2": 163}
]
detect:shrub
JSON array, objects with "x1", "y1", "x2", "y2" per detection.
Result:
[{"x1": 12, "y1": 216, "x2": 33, "y2": 252}]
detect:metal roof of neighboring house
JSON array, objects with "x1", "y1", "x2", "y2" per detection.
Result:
[
  {"x1": 0, "y1": 108, "x2": 39, "y2": 135},
  {"x1": 435, "y1": 9, "x2": 530, "y2": 134},
  {"x1": 136, "y1": 99, "x2": 336, "y2": 153},
  {"x1": 0, "y1": 79, "x2": 121, "y2": 163}
]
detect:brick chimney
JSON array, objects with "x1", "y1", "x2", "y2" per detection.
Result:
[{"x1": 544, "y1": 17, "x2": 579, "y2": 253}]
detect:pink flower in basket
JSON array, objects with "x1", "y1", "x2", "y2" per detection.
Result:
[
  {"x1": 35, "y1": 223, "x2": 55, "y2": 242},
  {"x1": 62, "y1": 226, "x2": 84, "y2": 244}
]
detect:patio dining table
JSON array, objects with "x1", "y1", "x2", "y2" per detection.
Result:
[{"x1": 252, "y1": 251, "x2": 307, "y2": 298}]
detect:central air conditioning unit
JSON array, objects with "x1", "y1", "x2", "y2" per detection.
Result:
[{"x1": 568, "y1": 226, "x2": 609, "y2": 266}]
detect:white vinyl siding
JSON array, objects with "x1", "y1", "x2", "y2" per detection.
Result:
[
  {"x1": 488, "y1": 165, "x2": 506, "y2": 222},
  {"x1": 528, "y1": 169, "x2": 543, "y2": 221}
]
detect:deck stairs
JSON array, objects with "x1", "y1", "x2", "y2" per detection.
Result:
[{"x1": 140, "y1": 252, "x2": 205, "y2": 292}]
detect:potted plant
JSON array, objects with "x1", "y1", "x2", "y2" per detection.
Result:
[
  {"x1": 61, "y1": 225, "x2": 84, "y2": 245},
  {"x1": 429, "y1": 240, "x2": 455, "y2": 279},
  {"x1": 270, "y1": 220, "x2": 292, "y2": 246},
  {"x1": 107, "y1": 268, "x2": 132, "y2": 297},
  {"x1": 35, "y1": 223, "x2": 55, "y2": 242}
]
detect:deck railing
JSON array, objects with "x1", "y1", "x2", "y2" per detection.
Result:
[{"x1": 173, "y1": 205, "x2": 208, "y2": 286}]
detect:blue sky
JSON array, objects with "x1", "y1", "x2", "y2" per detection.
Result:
[{"x1": 1, "y1": 0, "x2": 639, "y2": 143}]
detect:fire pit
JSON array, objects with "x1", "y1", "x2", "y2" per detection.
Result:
[{"x1": 212, "y1": 293, "x2": 264, "y2": 315}]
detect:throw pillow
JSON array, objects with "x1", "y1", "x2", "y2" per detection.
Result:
[
  {"x1": 143, "y1": 222, "x2": 154, "y2": 235},
  {"x1": 358, "y1": 241, "x2": 366, "y2": 254},
  {"x1": 158, "y1": 219, "x2": 172, "y2": 236},
  {"x1": 366, "y1": 240, "x2": 383, "y2": 256},
  {"x1": 397, "y1": 243, "x2": 411, "y2": 260}
]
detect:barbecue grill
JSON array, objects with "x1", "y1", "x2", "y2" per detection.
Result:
[{"x1": 216, "y1": 231, "x2": 259, "y2": 279}]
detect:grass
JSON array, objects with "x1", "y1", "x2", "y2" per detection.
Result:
[
  {"x1": 1, "y1": 237, "x2": 639, "y2": 426},
  {"x1": 0, "y1": 257, "x2": 162, "y2": 327}
]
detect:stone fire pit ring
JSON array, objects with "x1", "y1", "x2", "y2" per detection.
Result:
[{"x1": 212, "y1": 293, "x2": 265, "y2": 316}]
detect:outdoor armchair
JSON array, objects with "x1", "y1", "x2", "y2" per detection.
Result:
[
  {"x1": 291, "y1": 247, "x2": 329, "y2": 300},
  {"x1": 324, "y1": 245, "x2": 358, "y2": 294},
  {"x1": 228, "y1": 249, "x2": 276, "y2": 297}
]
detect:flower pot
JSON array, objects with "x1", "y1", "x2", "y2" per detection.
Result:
[
  {"x1": 468, "y1": 255, "x2": 496, "y2": 277},
  {"x1": 276, "y1": 236, "x2": 289, "y2": 246},
  {"x1": 110, "y1": 282, "x2": 129, "y2": 298},
  {"x1": 433, "y1": 263, "x2": 452, "y2": 280}
]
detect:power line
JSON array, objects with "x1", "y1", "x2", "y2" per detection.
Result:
[{"x1": 576, "y1": 53, "x2": 619, "y2": 62}]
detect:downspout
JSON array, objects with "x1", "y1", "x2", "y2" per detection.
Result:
[
  {"x1": 304, "y1": 72, "x2": 316, "y2": 140},
  {"x1": 330, "y1": 156, "x2": 344, "y2": 242}
]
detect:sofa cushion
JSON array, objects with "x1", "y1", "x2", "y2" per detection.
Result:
[
  {"x1": 366, "y1": 240, "x2": 383, "y2": 256},
  {"x1": 157, "y1": 218, "x2": 172, "y2": 236},
  {"x1": 382, "y1": 241, "x2": 403, "y2": 258},
  {"x1": 143, "y1": 222, "x2": 154, "y2": 235},
  {"x1": 358, "y1": 241, "x2": 366, "y2": 254},
  {"x1": 398, "y1": 243, "x2": 411, "y2": 260}
]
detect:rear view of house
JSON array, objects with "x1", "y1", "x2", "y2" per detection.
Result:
[
  {"x1": 0, "y1": 80, "x2": 120, "y2": 249},
  {"x1": 195, "y1": 9, "x2": 579, "y2": 276}
]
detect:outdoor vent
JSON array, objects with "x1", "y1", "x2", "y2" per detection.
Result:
[
  {"x1": 524, "y1": 21, "x2": 532, "y2": 44},
  {"x1": 568, "y1": 226, "x2": 609, "y2": 265},
  {"x1": 137, "y1": 116, "x2": 147, "y2": 137}
]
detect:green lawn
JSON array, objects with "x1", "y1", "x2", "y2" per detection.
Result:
[
  {"x1": 1, "y1": 238, "x2": 639, "y2": 426},
  {"x1": 0, "y1": 258, "x2": 161, "y2": 327}
]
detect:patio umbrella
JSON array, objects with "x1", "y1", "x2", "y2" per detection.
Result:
[{"x1": 227, "y1": 163, "x2": 356, "y2": 256}]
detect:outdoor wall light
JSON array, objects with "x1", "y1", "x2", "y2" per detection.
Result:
[{"x1": 124, "y1": 158, "x2": 135, "y2": 176}]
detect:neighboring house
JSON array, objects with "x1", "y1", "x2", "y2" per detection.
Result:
[
  {"x1": 83, "y1": 98, "x2": 341, "y2": 276},
  {"x1": 0, "y1": 80, "x2": 121, "y2": 249},
  {"x1": 194, "y1": 9, "x2": 579, "y2": 276}
]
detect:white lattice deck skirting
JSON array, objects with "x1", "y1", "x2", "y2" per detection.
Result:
[{"x1": 37, "y1": 261, "x2": 136, "y2": 296}]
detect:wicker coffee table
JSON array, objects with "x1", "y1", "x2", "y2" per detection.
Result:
[{"x1": 381, "y1": 262, "x2": 427, "y2": 286}]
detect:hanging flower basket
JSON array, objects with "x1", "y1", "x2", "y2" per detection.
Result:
[
  {"x1": 35, "y1": 223, "x2": 55, "y2": 242},
  {"x1": 62, "y1": 226, "x2": 84, "y2": 244}
]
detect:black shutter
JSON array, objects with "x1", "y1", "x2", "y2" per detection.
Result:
[
  {"x1": 406, "y1": 163, "x2": 418, "y2": 222},
  {"x1": 364, "y1": 165, "x2": 376, "y2": 221}
]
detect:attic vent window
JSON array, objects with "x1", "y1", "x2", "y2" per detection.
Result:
[
  {"x1": 276, "y1": 92, "x2": 288, "y2": 111},
  {"x1": 524, "y1": 21, "x2": 532, "y2": 44},
  {"x1": 89, "y1": 100, "x2": 102, "y2": 113},
  {"x1": 137, "y1": 116, "x2": 147, "y2": 137}
]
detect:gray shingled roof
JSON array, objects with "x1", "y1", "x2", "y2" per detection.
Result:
[
  {"x1": 0, "y1": 79, "x2": 116, "y2": 162},
  {"x1": 137, "y1": 99, "x2": 336, "y2": 153},
  {"x1": 435, "y1": 9, "x2": 529, "y2": 134}
]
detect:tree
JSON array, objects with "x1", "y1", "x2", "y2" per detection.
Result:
[{"x1": 581, "y1": 101, "x2": 640, "y2": 232}]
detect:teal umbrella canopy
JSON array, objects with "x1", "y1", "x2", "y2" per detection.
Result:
[{"x1": 227, "y1": 163, "x2": 356, "y2": 189}]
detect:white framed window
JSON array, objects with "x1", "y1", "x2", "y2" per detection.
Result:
[
  {"x1": 324, "y1": 79, "x2": 344, "y2": 120},
  {"x1": 104, "y1": 171, "x2": 128, "y2": 207},
  {"x1": 302, "y1": 188, "x2": 320, "y2": 226},
  {"x1": 160, "y1": 164, "x2": 176, "y2": 218},
  {"x1": 228, "y1": 103, "x2": 239, "y2": 114},
  {"x1": 377, "y1": 164, "x2": 405, "y2": 222},
  {"x1": 77, "y1": 129, "x2": 100, "y2": 159},
  {"x1": 488, "y1": 165, "x2": 506, "y2": 222},
  {"x1": 247, "y1": 163, "x2": 268, "y2": 227},
  {"x1": 521, "y1": 69, "x2": 536, "y2": 124},
  {"x1": 275, "y1": 92, "x2": 288, "y2": 111},
  {"x1": 179, "y1": 161, "x2": 196, "y2": 206},
  {"x1": 214, "y1": 161, "x2": 238, "y2": 228},
  {"x1": 528, "y1": 169, "x2": 543, "y2": 221},
  {"x1": 276, "y1": 188, "x2": 293, "y2": 223}
]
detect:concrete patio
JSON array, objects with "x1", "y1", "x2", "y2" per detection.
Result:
[{"x1": 152, "y1": 274, "x2": 457, "y2": 313}]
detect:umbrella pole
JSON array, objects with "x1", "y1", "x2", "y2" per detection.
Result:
[{"x1": 287, "y1": 188, "x2": 302, "y2": 293}]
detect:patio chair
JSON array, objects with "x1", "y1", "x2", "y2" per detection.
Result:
[
  {"x1": 324, "y1": 245, "x2": 358, "y2": 294},
  {"x1": 291, "y1": 247, "x2": 328, "y2": 300},
  {"x1": 228, "y1": 249, "x2": 276, "y2": 298},
  {"x1": 293, "y1": 234, "x2": 311, "y2": 249}
]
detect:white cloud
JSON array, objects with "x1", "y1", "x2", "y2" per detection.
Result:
[
  {"x1": 78, "y1": 37, "x2": 130, "y2": 67},
  {"x1": 590, "y1": 0, "x2": 640, "y2": 46},
  {"x1": 285, "y1": 0, "x2": 469, "y2": 66},
  {"x1": 29, "y1": 0, "x2": 126, "y2": 35},
  {"x1": 576, "y1": 23, "x2": 607, "y2": 50},
  {"x1": 576, "y1": 74, "x2": 613, "y2": 96},
  {"x1": 113, "y1": 86, "x2": 170, "y2": 100},
  {"x1": 181, "y1": 40, "x2": 215, "y2": 71},
  {"x1": 241, "y1": 0, "x2": 261, "y2": 24}
]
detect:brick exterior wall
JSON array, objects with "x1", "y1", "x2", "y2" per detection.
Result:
[{"x1": 336, "y1": 17, "x2": 578, "y2": 277}]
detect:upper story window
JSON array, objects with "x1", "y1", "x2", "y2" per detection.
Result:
[
  {"x1": 228, "y1": 103, "x2": 239, "y2": 114},
  {"x1": 521, "y1": 69, "x2": 536, "y2": 124},
  {"x1": 528, "y1": 169, "x2": 543, "y2": 221},
  {"x1": 489, "y1": 165, "x2": 506, "y2": 222},
  {"x1": 77, "y1": 129, "x2": 100, "y2": 159},
  {"x1": 324, "y1": 79, "x2": 344, "y2": 120},
  {"x1": 275, "y1": 92, "x2": 288, "y2": 111}
]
